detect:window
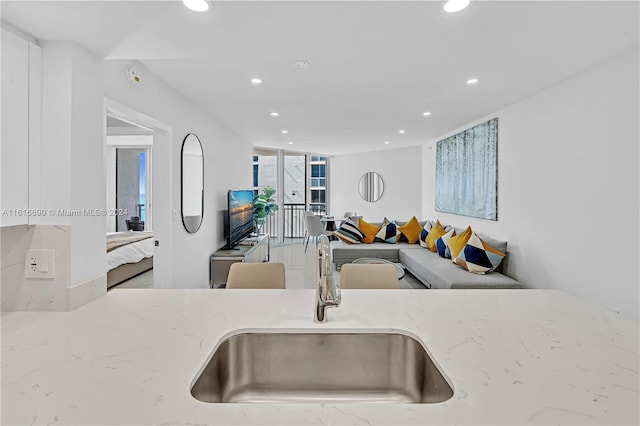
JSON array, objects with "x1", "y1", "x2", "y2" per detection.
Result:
[
  {"x1": 253, "y1": 164, "x2": 259, "y2": 187},
  {"x1": 311, "y1": 189, "x2": 325, "y2": 203}
]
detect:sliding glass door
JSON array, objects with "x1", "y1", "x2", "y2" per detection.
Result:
[{"x1": 253, "y1": 149, "x2": 329, "y2": 243}]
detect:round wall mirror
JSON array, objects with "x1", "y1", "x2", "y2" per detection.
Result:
[
  {"x1": 181, "y1": 134, "x2": 204, "y2": 233},
  {"x1": 358, "y1": 171, "x2": 384, "y2": 202}
]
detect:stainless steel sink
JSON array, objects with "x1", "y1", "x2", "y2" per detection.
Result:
[{"x1": 191, "y1": 331, "x2": 453, "y2": 404}]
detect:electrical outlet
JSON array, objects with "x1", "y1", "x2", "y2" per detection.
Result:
[{"x1": 25, "y1": 249, "x2": 56, "y2": 279}]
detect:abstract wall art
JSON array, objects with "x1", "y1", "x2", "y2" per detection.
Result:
[{"x1": 435, "y1": 118, "x2": 498, "y2": 221}]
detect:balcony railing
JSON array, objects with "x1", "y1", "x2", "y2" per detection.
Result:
[{"x1": 261, "y1": 203, "x2": 327, "y2": 239}]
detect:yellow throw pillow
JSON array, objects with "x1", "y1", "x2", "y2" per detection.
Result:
[
  {"x1": 397, "y1": 216, "x2": 423, "y2": 244},
  {"x1": 357, "y1": 218, "x2": 381, "y2": 244},
  {"x1": 425, "y1": 221, "x2": 446, "y2": 252},
  {"x1": 447, "y1": 226, "x2": 473, "y2": 261}
]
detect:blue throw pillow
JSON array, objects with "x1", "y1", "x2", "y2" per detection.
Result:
[
  {"x1": 435, "y1": 228, "x2": 456, "y2": 258},
  {"x1": 419, "y1": 221, "x2": 433, "y2": 248},
  {"x1": 375, "y1": 218, "x2": 401, "y2": 244}
]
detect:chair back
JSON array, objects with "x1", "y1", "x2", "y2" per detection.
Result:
[
  {"x1": 340, "y1": 264, "x2": 399, "y2": 289},
  {"x1": 304, "y1": 213, "x2": 329, "y2": 237},
  {"x1": 343, "y1": 211, "x2": 357, "y2": 218},
  {"x1": 226, "y1": 262, "x2": 286, "y2": 289}
]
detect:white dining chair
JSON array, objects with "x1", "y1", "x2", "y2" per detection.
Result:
[{"x1": 304, "y1": 212, "x2": 333, "y2": 251}]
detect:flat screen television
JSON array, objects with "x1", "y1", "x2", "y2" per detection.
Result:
[{"x1": 227, "y1": 189, "x2": 255, "y2": 249}]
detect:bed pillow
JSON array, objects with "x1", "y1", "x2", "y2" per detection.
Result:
[
  {"x1": 397, "y1": 216, "x2": 422, "y2": 244},
  {"x1": 375, "y1": 218, "x2": 401, "y2": 244},
  {"x1": 453, "y1": 232, "x2": 506, "y2": 274},
  {"x1": 357, "y1": 218, "x2": 381, "y2": 244},
  {"x1": 435, "y1": 228, "x2": 456, "y2": 258},
  {"x1": 419, "y1": 221, "x2": 433, "y2": 248},
  {"x1": 446, "y1": 226, "x2": 473, "y2": 261},
  {"x1": 333, "y1": 218, "x2": 364, "y2": 244},
  {"x1": 425, "y1": 221, "x2": 446, "y2": 252}
]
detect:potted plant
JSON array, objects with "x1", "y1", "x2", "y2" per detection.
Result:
[{"x1": 253, "y1": 186, "x2": 278, "y2": 234}]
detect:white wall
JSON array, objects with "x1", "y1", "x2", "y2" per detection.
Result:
[
  {"x1": 331, "y1": 146, "x2": 422, "y2": 222},
  {"x1": 104, "y1": 60, "x2": 252, "y2": 288},
  {"x1": 40, "y1": 41, "x2": 107, "y2": 296},
  {"x1": 422, "y1": 49, "x2": 639, "y2": 320}
]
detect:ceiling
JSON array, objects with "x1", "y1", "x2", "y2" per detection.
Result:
[{"x1": 2, "y1": 1, "x2": 638, "y2": 155}]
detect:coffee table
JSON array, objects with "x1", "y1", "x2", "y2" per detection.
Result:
[{"x1": 351, "y1": 257, "x2": 406, "y2": 280}]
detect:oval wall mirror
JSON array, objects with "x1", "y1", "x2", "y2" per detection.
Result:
[
  {"x1": 358, "y1": 171, "x2": 384, "y2": 202},
  {"x1": 181, "y1": 133, "x2": 204, "y2": 233}
]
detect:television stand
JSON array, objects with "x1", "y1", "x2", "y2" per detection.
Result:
[{"x1": 210, "y1": 234, "x2": 269, "y2": 288}]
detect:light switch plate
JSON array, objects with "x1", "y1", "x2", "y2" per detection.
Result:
[{"x1": 25, "y1": 249, "x2": 56, "y2": 279}]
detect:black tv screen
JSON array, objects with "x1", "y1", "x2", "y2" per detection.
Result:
[{"x1": 227, "y1": 189, "x2": 254, "y2": 248}]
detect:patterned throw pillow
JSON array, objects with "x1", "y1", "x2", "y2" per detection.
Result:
[
  {"x1": 425, "y1": 220, "x2": 446, "y2": 252},
  {"x1": 419, "y1": 221, "x2": 433, "y2": 248},
  {"x1": 397, "y1": 216, "x2": 423, "y2": 244},
  {"x1": 454, "y1": 232, "x2": 506, "y2": 274},
  {"x1": 435, "y1": 228, "x2": 456, "y2": 258},
  {"x1": 375, "y1": 218, "x2": 401, "y2": 244},
  {"x1": 357, "y1": 218, "x2": 381, "y2": 244},
  {"x1": 333, "y1": 218, "x2": 364, "y2": 244},
  {"x1": 446, "y1": 226, "x2": 473, "y2": 261}
]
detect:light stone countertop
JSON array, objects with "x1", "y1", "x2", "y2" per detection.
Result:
[{"x1": 1, "y1": 289, "x2": 638, "y2": 425}]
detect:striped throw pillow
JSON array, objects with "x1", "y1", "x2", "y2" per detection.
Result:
[{"x1": 333, "y1": 218, "x2": 364, "y2": 244}]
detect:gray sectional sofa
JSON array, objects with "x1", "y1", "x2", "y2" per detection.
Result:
[{"x1": 330, "y1": 229, "x2": 522, "y2": 289}]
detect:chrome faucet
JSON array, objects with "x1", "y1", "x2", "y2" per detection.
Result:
[{"x1": 314, "y1": 234, "x2": 341, "y2": 323}]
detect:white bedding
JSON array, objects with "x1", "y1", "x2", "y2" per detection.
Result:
[{"x1": 107, "y1": 237, "x2": 154, "y2": 271}]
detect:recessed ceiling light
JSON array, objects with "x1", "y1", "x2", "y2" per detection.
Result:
[
  {"x1": 443, "y1": 0, "x2": 470, "y2": 13},
  {"x1": 288, "y1": 141, "x2": 294, "y2": 145},
  {"x1": 270, "y1": 112, "x2": 279, "y2": 117},
  {"x1": 250, "y1": 78, "x2": 262, "y2": 85},
  {"x1": 183, "y1": 0, "x2": 209, "y2": 12},
  {"x1": 384, "y1": 141, "x2": 390, "y2": 145},
  {"x1": 281, "y1": 130, "x2": 288, "y2": 134},
  {"x1": 423, "y1": 112, "x2": 432, "y2": 116},
  {"x1": 466, "y1": 78, "x2": 479, "y2": 85},
  {"x1": 398, "y1": 129, "x2": 406, "y2": 134}
]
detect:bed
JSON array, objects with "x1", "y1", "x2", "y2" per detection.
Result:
[{"x1": 106, "y1": 231, "x2": 154, "y2": 288}]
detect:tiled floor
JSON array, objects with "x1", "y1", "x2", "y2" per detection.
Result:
[{"x1": 112, "y1": 239, "x2": 425, "y2": 289}]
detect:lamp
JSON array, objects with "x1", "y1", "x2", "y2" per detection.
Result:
[
  {"x1": 183, "y1": 0, "x2": 209, "y2": 12},
  {"x1": 443, "y1": 0, "x2": 470, "y2": 13}
]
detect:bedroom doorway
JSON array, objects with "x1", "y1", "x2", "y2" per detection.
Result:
[{"x1": 105, "y1": 99, "x2": 173, "y2": 289}]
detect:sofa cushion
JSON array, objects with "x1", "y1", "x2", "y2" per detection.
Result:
[
  {"x1": 397, "y1": 216, "x2": 422, "y2": 244},
  {"x1": 447, "y1": 226, "x2": 473, "y2": 260},
  {"x1": 375, "y1": 218, "x2": 401, "y2": 244},
  {"x1": 435, "y1": 228, "x2": 456, "y2": 258},
  {"x1": 399, "y1": 249, "x2": 521, "y2": 289},
  {"x1": 357, "y1": 218, "x2": 381, "y2": 244},
  {"x1": 333, "y1": 218, "x2": 364, "y2": 244},
  {"x1": 454, "y1": 232, "x2": 506, "y2": 274},
  {"x1": 330, "y1": 240, "x2": 418, "y2": 266},
  {"x1": 425, "y1": 221, "x2": 446, "y2": 252},
  {"x1": 419, "y1": 221, "x2": 433, "y2": 248},
  {"x1": 476, "y1": 233, "x2": 508, "y2": 254}
]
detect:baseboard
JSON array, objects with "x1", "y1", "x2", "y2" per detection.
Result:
[{"x1": 67, "y1": 274, "x2": 107, "y2": 310}]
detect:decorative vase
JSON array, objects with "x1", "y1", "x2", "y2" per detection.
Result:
[{"x1": 254, "y1": 219, "x2": 264, "y2": 234}]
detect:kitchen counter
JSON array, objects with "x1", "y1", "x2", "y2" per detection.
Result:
[{"x1": 1, "y1": 289, "x2": 638, "y2": 425}]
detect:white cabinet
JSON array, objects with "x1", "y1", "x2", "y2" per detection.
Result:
[
  {"x1": 1, "y1": 28, "x2": 41, "y2": 226},
  {"x1": 210, "y1": 235, "x2": 270, "y2": 288}
]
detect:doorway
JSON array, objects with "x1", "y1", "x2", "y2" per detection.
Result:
[{"x1": 105, "y1": 99, "x2": 173, "y2": 288}]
